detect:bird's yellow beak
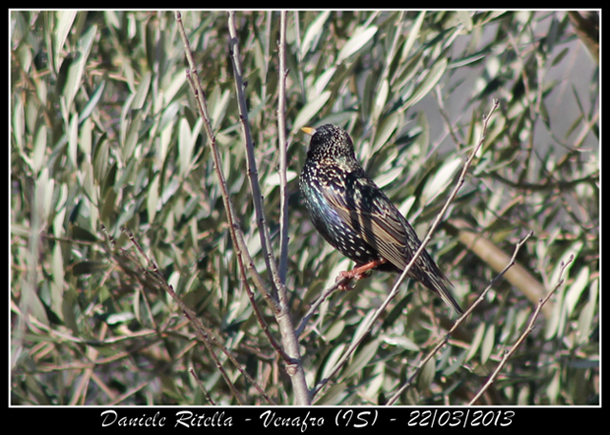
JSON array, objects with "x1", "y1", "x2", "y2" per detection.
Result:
[{"x1": 301, "y1": 127, "x2": 316, "y2": 135}]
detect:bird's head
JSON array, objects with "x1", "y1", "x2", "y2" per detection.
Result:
[{"x1": 302, "y1": 124, "x2": 356, "y2": 161}]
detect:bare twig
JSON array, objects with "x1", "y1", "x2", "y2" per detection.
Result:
[
  {"x1": 238, "y1": 256, "x2": 294, "y2": 363},
  {"x1": 277, "y1": 11, "x2": 290, "y2": 285},
  {"x1": 175, "y1": 12, "x2": 284, "y2": 310},
  {"x1": 227, "y1": 11, "x2": 310, "y2": 405},
  {"x1": 468, "y1": 254, "x2": 574, "y2": 405},
  {"x1": 179, "y1": 9, "x2": 296, "y2": 402},
  {"x1": 120, "y1": 225, "x2": 276, "y2": 405},
  {"x1": 175, "y1": 12, "x2": 279, "y2": 313},
  {"x1": 295, "y1": 276, "x2": 349, "y2": 338},
  {"x1": 189, "y1": 367, "x2": 216, "y2": 405},
  {"x1": 434, "y1": 85, "x2": 464, "y2": 147},
  {"x1": 448, "y1": 218, "x2": 553, "y2": 320},
  {"x1": 386, "y1": 230, "x2": 533, "y2": 405},
  {"x1": 311, "y1": 99, "x2": 500, "y2": 400},
  {"x1": 115, "y1": 227, "x2": 243, "y2": 404},
  {"x1": 227, "y1": 12, "x2": 284, "y2": 296}
]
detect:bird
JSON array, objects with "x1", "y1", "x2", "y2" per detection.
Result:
[{"x1": 299, "y1": 124, "x2": 463, "y2": 314}]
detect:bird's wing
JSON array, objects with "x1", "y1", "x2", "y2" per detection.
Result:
[
  {"x1": 323, "y1": 174, "x2": 412, "y2": 270},
  {"x1": 323, "y1": 172, "x2": 463, "y2": 314}
]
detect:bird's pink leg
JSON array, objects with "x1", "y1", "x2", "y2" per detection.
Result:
[{"x1": 337, "y1": 259, "x2": 387, "y2": 290}]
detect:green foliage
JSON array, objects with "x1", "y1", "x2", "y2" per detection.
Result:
[{"x1": 11, "y1": 10, "x2": 598, "y2": 405}]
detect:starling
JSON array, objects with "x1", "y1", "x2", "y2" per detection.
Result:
[{"x1": 299, "y1": 124, "x2": 463, "y2": 314}]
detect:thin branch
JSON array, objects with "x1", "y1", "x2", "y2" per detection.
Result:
[
  {"x1": 295, "y1": 276, "x2": 350, "y2": 338},
  {"x1": 175, "y1": 13, "x2": 297, "y2": 399},
  {"x1": 386, "y1": 230, "x2": 533, "y2": 405},
  {"x1": 239, "y1": 260, "x2": 294, "y2": 362},
  {"x1": 189, "y1": 367, "x2": 216, "y2": 405},
  {"x1": 178, "y1": 10, "x2": 307, "y2": 405},
  {"x1": 434, "y1": 85, "x2": 464, "y2": 147},
  {"x1": 311, "y1": 99, "x2": 500, "y2": 400},
  {"x1": 116, "y1": 227, "x2": 243, "y2": 404},
  {"x1": 227, "y1": 12, "x2": 284, "y2": 297},
  {"x1": 120, "y1": 225, "x2": 276, "y2": 405},
  {"x1": 277, "y1": 11, "x2": 290, "y2": 286},
  {"x1": 448, "y1": 218, "x2": 553, "y2": 320},
  {"x1": 175, "y1": 11, "x2": 279, "y2": 313},
  {"x1": 108, "y1": 381, "x2": 151, "y2": 406},
  {"x1": 487, "y1": 170, "x2": 599, "y2": 192},
  {"x1": 226, "y1": 11, "x2": 310, "y2": 405},
  {"x1": 468, "y1": 254, "x2": 574, "y2": 405}
]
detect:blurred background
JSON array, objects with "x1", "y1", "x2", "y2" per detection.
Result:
[{"x1": 10, "y1": 10, "x2": 598, "y2": 405}]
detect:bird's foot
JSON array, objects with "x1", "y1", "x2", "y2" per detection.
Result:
[{"x1": 336, "y1": 259, "x2": 387, "y2": 290}]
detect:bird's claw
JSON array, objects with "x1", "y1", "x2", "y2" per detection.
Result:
[
  {"x1": 336, "y1": 260, "x2": 385, "y2": 290},
  {"x1": 335, "y1": 271, "x2": 361, "y2": 290}
]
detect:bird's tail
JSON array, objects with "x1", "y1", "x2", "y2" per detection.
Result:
[
  {"x1": 427, "y1": 271, "x2": 463, "y2": 315},
  {"x1": 414, "y1": 255, "x2": 463, "y2": 315}
]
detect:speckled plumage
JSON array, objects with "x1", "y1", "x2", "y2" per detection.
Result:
[{"x1": 300, "y1": 124, "x2": 463, "y2": 314}]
